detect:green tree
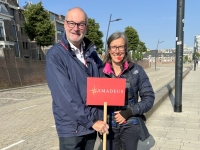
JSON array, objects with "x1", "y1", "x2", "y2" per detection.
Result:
[
  {"x1": 85, "y1": 18, "x2": 103, "y2": 54},
  {"x1": 124, "y1": 26, "x2": 139, "y2": 52},
  {"x1": 193, "y1": 52, "x2": 200, "y2": 60},
  {"x1": 23, "y1": 1, "x2": 55, "y2": 48},
  {"x1": 195, "y1": 52, "x2": 200, "y2": 58},
  {"x1": 183, "y1": 55, "x2": 188, "y2": 63},
  {"x1": 136, "y1": 41, "x2": 147, "y2": 60}
]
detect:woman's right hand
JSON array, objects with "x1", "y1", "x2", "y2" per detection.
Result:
[{"x1": 114, "y1": 111, "x2": 126, "y2": 124}]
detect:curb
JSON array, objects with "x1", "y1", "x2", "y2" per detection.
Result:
[
  {"x1": 145, "y1": 65, "x2": 193, "y2": 119},
  {"x1": 0, "y1": 83, "x2": 47, "y2": 92}
]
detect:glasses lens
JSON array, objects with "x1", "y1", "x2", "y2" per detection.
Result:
[
  {"x1": 66, "y1": 21, "x2": 86, "y2": 29},
  {"x1": 119, "y1": 46, "x2": 125, "y2": 51},
  {"x1": 110, "y1": 45, "x2": 125, "y2": 52},
  {"x1": 66, "y1": 21, "x2": 75, "y2": 28},
  {"x1": 79, "y1": 23, "x2": 86, "y2": 29},
  {"x1": 110, "y1": 46, "x2": 116, "y2": 51}
]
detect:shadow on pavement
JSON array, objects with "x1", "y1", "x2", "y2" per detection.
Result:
[{"x1": 169, "y1": 92, "x2": 175, "y2": 107}]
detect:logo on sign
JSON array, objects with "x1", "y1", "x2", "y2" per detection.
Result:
[{"x1": 90, "y1": 86, "x2": 124, "y2": 95}]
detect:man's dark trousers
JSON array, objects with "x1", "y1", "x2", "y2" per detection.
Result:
[{"x1": 59, "y1": 132, "x2": 97, "y2": 150}]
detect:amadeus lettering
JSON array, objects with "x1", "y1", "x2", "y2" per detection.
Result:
[
  {"x1": 99, "y1": 89, "x2": 123, "y2": 93},
  {"x1": 90, "y1": 87, "x2": 124, "y2": 95}
]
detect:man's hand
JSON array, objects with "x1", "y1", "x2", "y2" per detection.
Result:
[{"x1": 92, "y1": 120, "x2": 109, "y2": 135}]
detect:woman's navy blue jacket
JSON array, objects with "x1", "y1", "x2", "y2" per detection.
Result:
[
  {"x1": 101, "y1": 62, "x2": 155, "y2": 116},
  {"x1": 46, "y1": 34, "x2": 103, "y2": 137}
]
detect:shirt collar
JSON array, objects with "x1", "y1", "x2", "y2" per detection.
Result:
[
  {"x1": 103, "y1": 61, "x2": 129, "y2": 75},
  {"x1": 67, "y1": 38, "x2": 85, "y2": 52}
]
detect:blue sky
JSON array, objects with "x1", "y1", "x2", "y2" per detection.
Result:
[{"x1": 19, "y1": 0, "x2": 200, "y2": 50}]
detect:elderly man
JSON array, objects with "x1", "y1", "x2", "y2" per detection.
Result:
[{"x1": 46, "y1": 7, "x2": 109, "y2": 150}]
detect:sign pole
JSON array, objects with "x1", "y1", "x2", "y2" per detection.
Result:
[
  {"x1": 103, "y1": 102, "x2": 107, "y2": 150},
  {"x1": 86, "y1": 78, "x2": 126, "y2": 149}
]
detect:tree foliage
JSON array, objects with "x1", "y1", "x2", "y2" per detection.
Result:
[
  {"x1": 135, "y1": 41, "x2": 147, "y2": 60},
  {"x1": 124, "y1": 26, "x2": 139, "y2": 52},
  {"x1": 23, "y1": 1, "x2": 55, "y2": 47},
  {"x1": 124, "y1": 26, "x2": 148, "y2": 60},
  {"x1": 137, "y1": 41, "x2": 147, "y2": 53},
  {"x1": 183, "y1": 55, "x2": 188, "y2": 63},
  {"x1": 85, "y1": 18, "x2": 103, "y2": 54},
  {"x1": 195, "y1": 52, "x2": 200, "y2": 58}
]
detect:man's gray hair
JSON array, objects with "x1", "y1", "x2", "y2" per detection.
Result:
[{"x1": 66, "y1": 7, "x2": 88, "y2": 24}]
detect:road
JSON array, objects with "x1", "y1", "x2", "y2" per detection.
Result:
[{"x1": 0, "y1": 65, "x2": 191, "y2": 150}]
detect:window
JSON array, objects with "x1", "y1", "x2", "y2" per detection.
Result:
[
  {"x1": 50, "y1": 14, "x2": 55, "y2": 21},
  {"x1": 19, "y1": 11, "x2": 25, "y2": 20},
  {"x1": 21, "y1": 27, "x2": 24, "y2": 34},
  {"x1": 10, "y1": 8, "x2": 15, "y2": 20},
  {"x1": 57, "y1": 25, "x2": 64, "y2": 32},
  {"x1": 15, "y1": 41, "x2": 19, "y2": 57},
  {"x1": 22, "y1": 42, "x2": 28, "y2": 49},
  {"x1": 57, "y1": 30, "x2": 62, "y2": 35},
  {"x1": 0, "y1": 23, "x2": 4, "y2": 39},
  {"x1": 12, "y1": 25, "x2": 17, "y2": 38},
  {"x1": 23, "y1": 42, "x2": 25, "y2": 49}
]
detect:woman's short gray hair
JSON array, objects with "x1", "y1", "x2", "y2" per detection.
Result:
[{"x1": 103, "y1": 31, "x2": 132, "y2": 64}]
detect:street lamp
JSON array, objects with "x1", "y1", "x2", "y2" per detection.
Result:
[
  {"x1": 155, "y1": 39, "x2": 164, "y2": 70},
  {"x1": 104, "y1": 14, "x2": 122, "y2": 51},
  {"x1": 194, "y1": 35, "x2": 197, "y2": 71}
]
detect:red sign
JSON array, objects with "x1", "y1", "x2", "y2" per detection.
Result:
[{"x1": 86, "y1": 77, "x2": 126, "y2": 106}]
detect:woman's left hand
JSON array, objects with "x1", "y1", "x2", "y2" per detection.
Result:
[{"x1": 114, "y1": 111, "x2": 126, "y2": 124}]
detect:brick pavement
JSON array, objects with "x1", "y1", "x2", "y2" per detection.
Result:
[
  {"x1": 0, "y1": 64, "x2": 196, "y2": 150},
  {"x1": 0, "y1": 95, "x2": 58, "y2": 150},
  {"x1": 145, "y1": 65, "x2": 200, "y2": 150}
]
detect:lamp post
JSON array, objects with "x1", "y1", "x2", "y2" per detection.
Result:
[
  {"x1": 155, "y1": 39, "x2": 163, "y2": 70},
  {"x1": 194, "y1": 35, "x2": 197, "y2": 71},
  {"x1": 104, "y1": 14, "x2": 122, "y2": 51},
  {"x1": 174, "y1": 0, "x2": 185, "y2": 112}
]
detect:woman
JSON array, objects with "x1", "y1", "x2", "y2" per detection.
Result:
[{"x1": 101, "y1": 32, "x2": 155, "y2": 150}]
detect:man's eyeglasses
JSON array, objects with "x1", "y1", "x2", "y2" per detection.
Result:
[
  {"x1": 109, "y1": 45, "x2": 126, "y2": 52},
  {"x1": 65, "y1": 21, "x2": 86, "y2": 29}
]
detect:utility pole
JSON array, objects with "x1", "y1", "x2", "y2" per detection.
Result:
[
  {"x1": 174, "y1": 0, "x2": 185, "y2": 112},
  {"x1": 194, "y1": 36, "x2": 196, "y2": 71},
  {"x1": 155, "y1": 40, "x2": 164, "y2": 71},
  {"x1": 104, "y1": 15, "x2": 122, "y2": 51},
  {"x1": 104, "y1": 14, "x2": 112, "y2": 51}
]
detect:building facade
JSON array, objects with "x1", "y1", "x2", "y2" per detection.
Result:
[
  {"x1": 43, "y1": 11, "x2": 65, "y2": 55},
  {"x1": 0, "y1": 0, "x2": 40, "y2": 59},
  {"x1": 194, "y1": 35, "x2": 200, "y2": 53}
]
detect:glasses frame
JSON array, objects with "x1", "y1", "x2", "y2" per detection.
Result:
[
  {"x1": 65, "y1": 20, "x2": 86, "y2": 29},
  {"x1": 109, "y1": 45, "x2": 126, "y2": 52}
]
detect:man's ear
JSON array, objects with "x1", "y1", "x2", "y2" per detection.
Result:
[
  {"x1": 85, "y1": 25, "x2": 89, "y2": 35},
  {"x1": 86, "y1": 24, "x2": 88, "y2": 30},
  {"x1": 64, "y1": 21, "x2": 67, "y2": 31}
]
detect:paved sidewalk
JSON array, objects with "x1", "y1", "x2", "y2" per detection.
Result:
[
  {"x1": 0, "y1": 64, "x2": 195, "y2": 150},
  {"x1": 144, "y1": 65, "x2": 200, "y2": 150}
]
